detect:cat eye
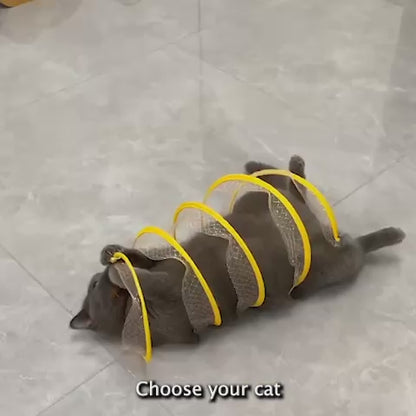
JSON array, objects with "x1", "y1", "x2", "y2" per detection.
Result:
[{"x1": 92, "y1": 280, "x2": 98, "y2": 289}]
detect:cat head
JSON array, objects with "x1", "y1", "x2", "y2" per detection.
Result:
[
  {"x1": 69, "y1": 268, "x2": 128, "y2": 337},
  {"x1": 70, "y1": 263, "x2": 198, "y2": 347}
]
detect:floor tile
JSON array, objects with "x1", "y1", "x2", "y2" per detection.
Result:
[
  {"x1": 179, "y1": 0, "x2": 415, "y2": 156},
  {"x1": 332, "y1": 157, "x2": 416, "y2": 331},
  {"x1": 0, "y1": 255, "x2": 112, "y2": 416},
  {"x1": 39, "y1": 362, "x2": 170, "y2": 416},
  {"x1": 201, "y1": 0, "x2": 405, "y2": 44},
  {"x1": 0, "y1": 0, "x2": 198, "y2": 112},
  {"x1": 299, "y1": 344, "x2": 416, "y2": 416}
]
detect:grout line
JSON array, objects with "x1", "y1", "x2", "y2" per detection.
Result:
[
  {"x1": 333, "y1": 153, "x2": 406, "y2": 207},
  {"x1": 110, "y1": 362, "x2": 176, "y2": 416},
  {"x1": 0, "y1": 242, "x2": 133, "y2": 372},
  {"x1": 0, "y1": 242, "x2": 72, "y2": 314},
  {"x1": 159, "y1": 402, "x2": 178, "y2": 416},
  {"x1": 174, "y1": 34, "x2": 358, "y2": 129},
  {"x1": 197, "y1": 0, "x2": 205, "y2": 157},
  {"x1": 172, "y1": 17, "x2": 415, "y2": 128},
  {"x1": 198, "y1": 0, "x2": 202, "y2": 33},
  {"x1": 35, "y1": 360, "x2": 115, "y2": 416},
  {"x1": 2, "y1": 26, "x2": 203, "y2": 118},
  {"x1": 4, "y1": 73, "x2": 100, "y2": 114}
]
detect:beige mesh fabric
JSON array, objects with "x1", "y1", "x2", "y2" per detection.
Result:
[
  {"x1": 174, "y1": 206, "x2": 260, "y2": 313},
  {"x1": 268, "y1": 195, "x2": 305, "y2": 282},
  {"x1": 132, "y1": 233, "x2": 179, "y2": 261},
  {"x1": 112, "y1": 262, "x2": 145, "y2": 352},
  {"x1": 133, "y1": 231, "x2": 216, "y2": 332},
  {"x1": 180, "y1": 269, "x2": 215, "y2": 331},
  {"x1": 291, "y1": 179, "x2": 339, "y2": 246},
  {"x1": 204, "y1": 179, "x2": 307, "y2": 287},
  {"x1": 122, "y1": 300, "x2": 145, "y2": 349}
]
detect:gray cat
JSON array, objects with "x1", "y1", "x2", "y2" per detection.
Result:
[{"x1": 70, "y1": 155, "x2": 405, "y2": 348}]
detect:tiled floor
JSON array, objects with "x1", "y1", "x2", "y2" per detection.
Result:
[{"x1": 0, "y1": 0, "x2": 415, "y2": 415}]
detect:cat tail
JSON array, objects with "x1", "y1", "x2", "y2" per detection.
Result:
[{"x1": 357, "y1": 227, "x2": 406, "y2": 253}]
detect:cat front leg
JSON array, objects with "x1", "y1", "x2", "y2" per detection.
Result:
[
  {"x1": 288, "y1": 155, "x2": 306, "y2": 178},
  {"x1": 244, "y1": 161, "x2": 279, "y2": 174},
  {"x1": 244, "y1": 155, "x2": 306, "y2": 195},
  {"x1": 100, "y1": 244, "x2": 156, "y2": 269},
  {"x1": 244, "y1": 155, "x2": 306, "y2": 178}
]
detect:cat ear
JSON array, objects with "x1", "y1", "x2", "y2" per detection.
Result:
[{"x1": 69, "y1": 308, "x2": 93, "y2": 330}]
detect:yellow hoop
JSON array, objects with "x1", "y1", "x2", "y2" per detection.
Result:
[
  {"x1": 110, "y1": 252, "x2": 152, "y2": 363},
  {"x1": 249, "y1": 169, "x2": 340, "y2": 242},
  {"x1": 204, "y1": 174, "x2": 311, "y2": 287},
  {"x1": 134, "y1": 226, "x2": 222, "y2": 326},
  {"x1": 173, "y1": 201, "x2": 265, "y2": 307}
]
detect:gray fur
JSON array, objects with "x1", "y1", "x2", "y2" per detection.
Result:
[{"x1": 70, "y1": 155, "x2": 406, "y2": 348}]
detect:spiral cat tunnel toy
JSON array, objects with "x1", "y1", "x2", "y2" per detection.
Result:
[{"x1": 109, "y1": 170, "x2": 340, "y2": 362}]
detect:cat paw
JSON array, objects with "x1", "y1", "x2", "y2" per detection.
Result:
[
  {"x1": 100, "y1": 244, "x2": 124, "y2": 265},
  {"x1": 289, "y1": 155, "x2": 305, "y2": 178}
]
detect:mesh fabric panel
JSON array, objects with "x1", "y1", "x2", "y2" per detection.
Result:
[
  {"x1": 174, "y1": 205, "x2": 260, "y2": 313},
  {"x1": 205, "y1": 179, "x2": 308, "y2": 287},
  {"x1": 133, "y1": 232, "x2": 215, "y2": 332},
  {"x1": 291, "y1": 179, "x2": 339, "y2": 246}
]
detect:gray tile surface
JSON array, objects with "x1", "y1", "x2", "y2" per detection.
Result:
[
  {"x1": 39, "y1": 362, "x2": 170, "y2": 416},
  {"x1": 0, "y1": 0, "x2": 415, "y2": 415},
  {"x1": 0, "y1": 249, "x2": 113, "y2": 416},
  {"x1": 0, "y1": 0, "x2": 198, "y2": 112}
]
